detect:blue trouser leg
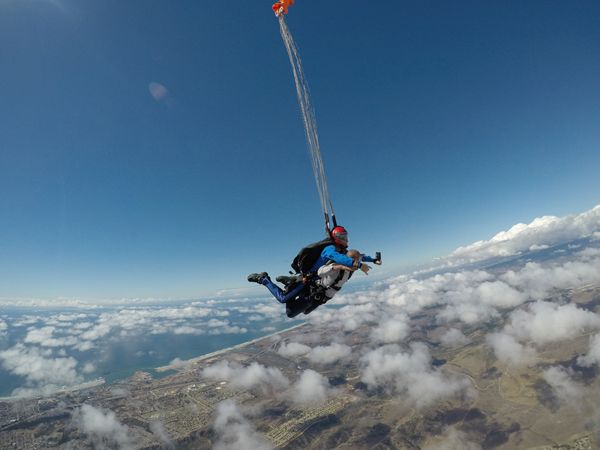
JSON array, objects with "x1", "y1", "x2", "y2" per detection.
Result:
[{"x1": 261, "y1": 278, "x2": 305, "y2": 303}]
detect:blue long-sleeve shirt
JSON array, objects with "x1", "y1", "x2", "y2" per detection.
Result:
[{"x1": 309, "y1": 245, "x2": 376, "y2": 273}]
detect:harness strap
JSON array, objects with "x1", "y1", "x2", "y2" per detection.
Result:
[
  {"x1": 329, "y1": 267, "x2": 352, "y2": 292},
  {"x1": 333, "y1": 269, "x2": 346, "y2": 286}
]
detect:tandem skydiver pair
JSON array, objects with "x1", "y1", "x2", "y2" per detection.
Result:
[{"x1": 248, "y1": 226, "x2": 381, "y2": 317}]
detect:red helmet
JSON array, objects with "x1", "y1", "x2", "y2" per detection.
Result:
[{"x1": 331, "y1": 226, "x2": 349, "y2": 247}]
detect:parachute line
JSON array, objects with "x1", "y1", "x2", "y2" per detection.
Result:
[{"x1": 278, "y1": 16, "x2": 335, "y2": 233}]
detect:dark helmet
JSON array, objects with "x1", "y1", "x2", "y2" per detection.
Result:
[{"x1": 331, "y1": 226, "x2": 349, "y2": 247}]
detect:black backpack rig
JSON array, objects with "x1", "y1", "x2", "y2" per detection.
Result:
[
  {"x1": 290, "y1": 211, "x2": 342, "y2": 277},
  {"x1": 291, "y1": 237, "x2": 335, "y2": 276}
]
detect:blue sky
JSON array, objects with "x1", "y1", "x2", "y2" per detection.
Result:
[{"x1": 1, "y1": 0, "x2": 599, "y2": 300}]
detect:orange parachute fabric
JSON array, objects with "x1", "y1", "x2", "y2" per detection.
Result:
[{"x1": 272, "y1": 0, "x2": 294, "y2": 16}]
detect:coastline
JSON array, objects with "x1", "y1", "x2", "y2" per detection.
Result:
[{"x1": 155, "y1": 322, "x2": 307, "y2": 372}]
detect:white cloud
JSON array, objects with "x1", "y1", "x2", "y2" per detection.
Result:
[
  {"x1": 423, "y1": 426, "x2": 481, "y2": 450},
  {"x1": 0, "y1": 319, "x2": 7, "y2": 334},
  {"x1": 239, "y1": 302, "x2": 283, "y2": 320},
  {"x1": 82, "y1": 363, "x2": 96, "y2": 374},
  {"x1": 24, "y1": 326, "x2": 78, "y2": 348},
  {"x1": 277, "y1": 342, "x2": 311, "y2": 358},
  {"x1": 437, "y1": 279, "x2": 526, "y2": 325},
  {"x1": 307, "y1": 343, "x2": 352, "y2": 364},
  {"x1": 73, "y1": 321, "x2": 94, "y2": 330},
  {"x1": 45, "y1": 313, "x2": 88, "y2": 327},
  {"x1": 0, "y1": 344, "x2": 82, "y2": 395},
  {"x1": 201, "y1": 361, "x2": 289, "y2": 394},
  {"x1": 12, "y1": 315, "x2": 42, "y2": 327},
  {"x1": 74, "y1": 340, "x2": 95, "y2": 352},
  {"x1": 530, "y1": 244, "x2": 549, "y2": 251},
  {"x1": 308, "y1": 303, "x2": 379, "y2": 331},
  {"x1": 501, "y1": 259, "x2": 600, "y2": 300},
  {"x1": 382, "y1": 277, "x2": 443, "y2": 313},
  {"x1": 577, "y1": 334, "x2": 600, "y2": 367},
  {"x1": 277, "y1": 341, "x2": 351, "y2": 364},
  {"x1": 360, "y1": 343, "x2": 470, "y2": 409},
  {"x1": 542, "y1": 366, "x2": 584, "y2": 407},
  {"x1": 439, "y1": 328, "x2": 469, "y2": 347},
  {"x1": 213, "y1": 400, "x2": 272, "y2": 450},
  {"x1": 504, "y1": 301, "x2": 600, "y2": 346},
  {"x1": 207, "y1": 319, "x2": 229, "y2": 328},
  {"x1": 437, "y1": 301, "x2": 499, "y2": 325},
  {"x1": 169, "y1": 358, "x2": 194, "y2": 370},
  {"x1": 80, "y1": 321, "x2": 113, "y2": 341},
  {"x1": 149, "y1": 421, "x2": 174, "y2": 448},
  {"x1": 486, "y1": 332, "x2": 536, "y2": 367},
  {"x1": 370, "y1": 314, "x2": 410, "y2": 344},
  {"x1": 206, "y1": 319, "x2": 248, "y2": 335},
  {"x1": 475, "y1": 281, "x2": 527, "y2": 308},
  {"x1": 72, "y1": 404, "x2": 133, "y2": 450},
  {"x1": 578, "y1": 247, "x2": 600, "y2": 258},
  {"x1": 448, "y1": 205, "x2": 600, "y2": 265},
  {"x1": 173, "y1": 326, "x2": 201, "y2": 335},
  {"x1": 287, "y1": 369, "x2": 336, "y2": 406}
]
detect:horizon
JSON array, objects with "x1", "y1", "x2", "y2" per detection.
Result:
[{"x1": 1, "y1": 202, "x2": 598, "y2": 306}]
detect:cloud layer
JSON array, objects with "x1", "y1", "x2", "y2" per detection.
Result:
[
  {"x1": 448, "y1": 205, "x2": 600, "y2": 265},
  {"x1": 320, "y1": 241, "x2": 600, "y2": 337},
  {"x1": 2, "y1": 201, "x2": 599, "y2": 440}
]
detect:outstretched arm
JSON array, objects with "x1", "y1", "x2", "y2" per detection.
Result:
[
  {"x1": 321, "y1": 245, "x2": 358, "y2": 269},
  {"x1": 361, "y1": 252, "x2": 382, "y2": 265}
]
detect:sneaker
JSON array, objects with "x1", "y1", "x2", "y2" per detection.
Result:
[{"x1": 247, "y1": 272, "x2": 268, "y2": 284}]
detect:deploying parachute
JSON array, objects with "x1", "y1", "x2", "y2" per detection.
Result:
[
  {"x1": 246, "y1": 1, "x2": 382, "y2": 317},
  {"x1": 272, "y1": 0, "x2": 294, "y2": 17}
]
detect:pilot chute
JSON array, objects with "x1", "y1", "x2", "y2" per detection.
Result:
[{"x1": 272, "y1": 0, "x2": 295, "y2": 17}]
